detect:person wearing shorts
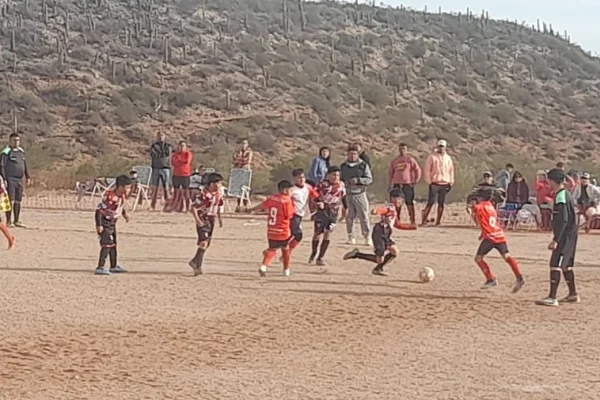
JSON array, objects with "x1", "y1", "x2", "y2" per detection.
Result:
[
  {"x1": 388, "y1": 142, "x2": 422, "y2": 227},
  {"x1": 171, "y1": 140, "x2": 193, "y2": 212},
  {"x1": 422, "y1": 139, "x2": 454, "y2": 226},
  {"x1": 288, "y1": 169, "x2": 319, "y2": 254},
  {"x1": 0, "y1": 133, "x2": 31, "y2": 227}
]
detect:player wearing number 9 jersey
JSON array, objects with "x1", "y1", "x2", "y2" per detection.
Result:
[
  {"x1": 469, "y1": 188, "x2": 525, "y2": 292},
  {"x1": 248, "y1": 180, "x2": 295, "y2": 277}
]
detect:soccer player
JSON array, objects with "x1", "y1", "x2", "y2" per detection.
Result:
[
  {"x1": 189, "y1": 173, "x2": 224, "y2": 276},
  {"x1": 289, "y1": 169, "x2": 318, "y2": 254},
  {"x1": 468, "y1": 188, "x2": 524, "y2": 292},
  {"x1": 94, "y1": 175, "x2": 132, "y2": 275},
  {"x1": 248, "y1": 180, "x2": 295, "y2": 277},
  {"x1": 0, "y1": 175, "x2": 15, "y2": 250},
  {"x1": 342, "y1": 188, "x2": 403, "y2": 276},
  {"x1": 536, "y1": 168, "x2": 580, "y2": 306}
]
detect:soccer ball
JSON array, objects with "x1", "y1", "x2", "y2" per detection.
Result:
[{"x1": 418, "y1": 267, "x2": 435, "y2": 283}]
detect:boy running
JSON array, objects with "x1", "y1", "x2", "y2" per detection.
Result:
[
  {"x1": 189, "y1": 173, "x2": 224, "y2": 276},
  {"x1": 248, "y1": 180, "x2": 295, "y2": 277},
  {"x1": 95, "y1": 175, "x2": 132, "y2": 275},
  {"x1": 0, "y1": 175, "x2": 15, "y2": 250},
  {"x1": 536, "y1": 168, "x2": 580, "y2": 306},
  {"x1": 310, "y1": 166, "x2": 346, "y2": 266},
  {"x1": 289, "y1": 168, "x2": 318, "y2": 253},
  {"x1": 468, "y1": 188, "x2": 525, "y2": 292},
  {"x1": 343, "y1": 188, "x2": 403, "y2": 276}
]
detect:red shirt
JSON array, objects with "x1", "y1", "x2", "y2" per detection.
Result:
[
  {"x1": 388, "y1": 155, "x2": 422, "y2": 185},
  {"x1": 96, "y1": 190, "x2": 126, "y2": 224},
  {"x1": 172, "y1": 150, "x2": 193, "y2": 177},
  {"x1": 473, "y1": 201, "x2": 506, "y2": 244},
  {"x1": 192, "y1": 188, "x2": 223, "y2": 223},
  {"x1": 261, "y1": 193, "x2": 295, "y2": 241}
]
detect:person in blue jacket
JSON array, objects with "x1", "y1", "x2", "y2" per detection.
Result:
[{"x1": 307, "y1": 147, "x2": 331, "y2": 186}]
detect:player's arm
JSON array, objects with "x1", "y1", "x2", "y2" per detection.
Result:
[
  {"x1": 121, "y1": 207, "x2": 130, "y2": 222},
  {"x1": 94, "y1": 209, "x2": 104, "y2": 234},
  {"x1": 247, "y1": 200, "x2": 267, "y2": 213},
  {"x1": 190, "y1": 205, "x2": 204, "y2": 226},
  {"x1": 357, "y1": 164, "x2": 373, "y2": 186},
  {"x1": 370, "y1": 206, "x2": 387, "y2": 216},
  {"x1": 551, "y1": 192, "x2": 569, "y2": 243},
  {"x1": 217, "y1": 199, "x2": 224, "y2": 227}
]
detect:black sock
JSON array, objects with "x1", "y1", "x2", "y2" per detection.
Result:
[
  {"x1": 549, "y1": 270, "x2": 561, "y2": 299},
  {"x1": 355, "y1": 252, "x2": 378, "y2": 263},
  {"x1": 317, "y1": 240, "x2": 330, "y2": 260},
  {"x1": 563, "y1": 269, "x2": 577, "y2": 296},
  {"x1": 109, "y1": 247, "x2": 118, "y2": 268},
  {"x1": 194, "y1": 248, "x2": 206, "y2": 268},
  {"x1": 5, "y1": 210, "x2": 11, "y2": 224},
  {"x1": 98, "y1": 247, "x2": 110, "y2": 268},
  {"x1": 381, "y1": 253, "x2": 396, "y2": 268},
  {"x1": 13, "y1": 202, "x2": 21, "y2": 223},
  {"x1": 310, "y1": 239, "x2": 319, "y2": 259}
]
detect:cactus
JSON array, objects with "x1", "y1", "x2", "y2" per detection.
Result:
[
  {"x1": 212, "y1": 41, "x2": 217, "y2": 57},
  {"x1": 111, "y1": 60, "x2": 116, "y2": 80},
  {"x1": 12, "y1": 109, "x2": 18, "y2": 133},
  {"x1": 133, "y1": 19, "x2": 140, "y2": 39},
  {"x1": 389, "y1": 36, "x2": 394, "y2": 56},
  {"x1": 10, "y1": 30, "x2": 15, "y2": 52},
  {"x1": 198, "y1": 34, "x2": 202, "y2": 46},
  {"x1": 529, "y1": 64, "x2": 534, "y2": 82},
  {"x1": 350, "y1": 58, "x2": 355, "y2": 76},
  {"x1": 298, "y1": 0, "x2": 306, "y2": 31},
  {"x1": 282, "y1": 0, "x2": 288, "y2": 33},
  {"x1": 17, "y1": 14, "x2": 22, "y2": 29},
  {"x1": 65, "y1": 11, "x2": 70, "y2": 37},
  {"x1": 241, "y1": 55, "x2": 247, "y2": 73},
  {"x1": 87, "y1": 14, "x2": 96, "y2": 31},
  {"x1": 43, "y1": 0, "x2": 48, "y2": 24},
  {"x1": 358, "y1": 93, "x2": 364, "y2": 110},
  {"x1": 329, "y1": 35, "x2": 335, "y2": 63},
  {"x1": 201, "y1": 0, "x2": 206, "y2": 20},
  {"x1": 163, "y1": 36, "x2": 170, "y2": 64},
  {"x1": 225, "y1": 90, "x2": 231, "y2": 109},
  {"x1": 392, "y1": 87, "x2": 398, "y2": 106},
  {"x1": 12, "y1": 55, "x2": 17, "y2": 74},
  {"x1": 125, "y1": 28, "x2": 131, "y2": 46},
  {"x1": 262, "y1": 66, "x2": 270, "y2": 87}
]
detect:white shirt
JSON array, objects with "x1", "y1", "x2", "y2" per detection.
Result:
[{"x1": 290, "y1": 184, "x2": 313, "y2": 217}]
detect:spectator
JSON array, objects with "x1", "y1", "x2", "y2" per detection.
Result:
[
  {"x1": 0, "y1": 133, "x2": 31, "y2": 227},
  {"x1": 232, "y1": 139, "x2": 253, "y2": 169},
  {"x1": 354, "y1": 143, "x2": 371, "y2": 169},
  {"x1": 171, "y1": 140, "x2": 193, "y2": 213},
  {"x1": 422, "y1": 139, "x2": 454, "y2": 226},
  {"x1": 506, "y1": 171, "x2": 530, "y2": 206},
  {"x1": 495, "y1": 163, "x2": 513, "y2": 191},
  {"x1": 572, "y1": 173, "x2": 600, "y2": 232},
  {"x1": 556, "y1": 162, "x2": 575, "y2": 191},
  {"x1": 535, "y1": 170, "x2": 553, "y2": 230},
  {"x1": 387, "y1": 142, "x2": 422, "y2": 226},
  {"x1": 307, "y1": 146, "x2": 331, "y2": 186},
  {"x1": 149, "y1": 132, "x2": 172, "y2": 210},
  {"x1": 341, "y1": 145, "x2": 373, "y2": 246}
]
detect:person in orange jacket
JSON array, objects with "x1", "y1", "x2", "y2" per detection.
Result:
[{"x1": 170, "y1": 141, "x2": 193, "y2": 213}]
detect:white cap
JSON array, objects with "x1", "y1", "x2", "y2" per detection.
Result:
[
  {"x1": 437, "y1": 139, "x2": 447, "y2": 147},
  {"x1": 582, "y1": 172, "x2": 591, "y2": 179}
]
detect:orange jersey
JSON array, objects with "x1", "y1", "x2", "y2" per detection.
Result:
[
  {"x1": 473, "y1": 201, "x2": 506, "y2": 244},
  {"x1": 261, "y1": 193, "x2": 295, "y2": 241}
]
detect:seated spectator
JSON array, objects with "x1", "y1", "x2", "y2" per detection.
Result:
[
  {"x1": 534, "y1": 170, "x2": 553, "y2": 231},
  {"x1": 572, "y1": 172, "x2": 600, "y2": 232},
  {"x1": 506, "y1": 171, "x2": 530, "y2": 206}
]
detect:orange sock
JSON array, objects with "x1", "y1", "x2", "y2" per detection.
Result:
[
  {"x1": 261, "y1": 249, "x2": 276, "y2": 267},
  {"x1": 506, "y1": 257, "x2": 522, "y2": 278},
  {"x1": 281, "y1": 248, "x2": 291, "y2": 269},
  {"x1": 476, "y1": 259, "x2": 495, "y2": 281},
  {"x1": 289, "y1": 239, "x2": 300, "y2": 251}
]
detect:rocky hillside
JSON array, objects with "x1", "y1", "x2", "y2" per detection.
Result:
[{"x1": 2, "y1": 0, "x2": 600, "y2": 180}]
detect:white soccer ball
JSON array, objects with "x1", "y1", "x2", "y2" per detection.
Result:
[{"x1": 418, "y1": 267, "x2": 435, "y2": 283}]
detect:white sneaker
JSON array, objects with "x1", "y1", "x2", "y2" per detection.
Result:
[
  {"x1": 283, "y1": 268, "x2": 291, "y2": 277},
  {"x1": 347, "y1": 236, "x2": 356, "y2": 245},
  {"x1": 365, "y1": 236, "x2": 373, "y2": 247},
  {"x1": 259, "y1": 265, "x2": 267, "y2": 277}
]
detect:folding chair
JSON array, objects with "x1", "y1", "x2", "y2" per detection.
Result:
[
  {"x1": 498, "y1": 203, "x2": 519, "y2": 230},
  {"x1": 130, "y1": 166, "x2": 152, "y2": 211},
  {"x1": 226, "y1": 168, "x2": 253, "y2": 212}
]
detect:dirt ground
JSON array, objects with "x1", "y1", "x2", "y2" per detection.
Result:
[{"x1": 1, "y1": 209, "x2": 600, "y2": 400}]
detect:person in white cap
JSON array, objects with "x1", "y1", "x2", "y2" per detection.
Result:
[
  {"x1": 572, "y1": 172, "x2": 600, "y2": 233},
  {"x1": 422, "y1": 139, "x2": 454, "y2": 226}
]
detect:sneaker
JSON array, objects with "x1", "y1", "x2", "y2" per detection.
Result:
[
  {"x1": 8, "y1": 222, "x2": 14, "y2": 228},
  {"x1": 109, "y1": 266, "x2": 127, "y2": 273},
  {"x1": 14, "y1": 221, "x2": 26, "y2": 228},
  {"x1": 308, "y1": 256, "x2": 315, "y2": 264},
  {"x1": 347, "y1": 236, "x2": 356, "y2": 245},
  {"x1": 259, "y1": 265, "x2": 267, "y2": 277},
  {"x1": 283, "y1": 268, "x2": 291, "y2": 277},
  {"x1": 480, "y1": 279, "x2": 498, "y2": 289},
  {"x1": 316, "y1": 258, "x2": 326, "y2": 266},
  {"x1": 560, "y1": 294, "x2": 581, "y2": 303},
  {"x1": 364, "y1": 236, "x2": 373, "y2": 247},
  {"x1": 94, "y1": 267, "x2": 111, "y2": 276},
  {"x1": 512, "y1": 277, "x2": 525, "y2": 293},
  {"x1": 343, "y1": 248, "x2": 359, "y2": 260},
  {"x1": 372, "y1": 267, "x2": 389, "y2": 277},
  {"x1": 535, "y1": 297, "x2": 559, "y2": 307}
]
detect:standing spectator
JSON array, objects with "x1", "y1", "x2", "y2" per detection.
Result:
[
  {"x1": 232, "y1": 139, "x2": 253, "y2": 169},
  {"x1": 354, "y1": 143, "x2": 371, "y2": 169},
  {"x1": 307, "y1": 146, "x2": 331, "y2": 186},
  {"x1": 506, "y1": 171, "x2": 530, "y2": 206},
  {"x1": 171, "y1": 140, "x2": 193, "y2": 213},
  {"x1": 535, "y1": 170, "x2": 554, "y2": 231},
  {"x1": 572, "y1": 173, "x2": 600, "y2": 232},
  {"x1": 495, "y1": 163, "x2": 514, "y2": 191},
  {"x1": 340, "y1": 145, "x2": 373, "y2": 245},
  {"x1": 387, "y1": 142, "x2": 422, "y2": 227},
  {"x1": 149, "y1": 132, "x2": 172, "y2": 210},
  {"x1": 556, "y1": 162, "x2": 575, "y2": 191},
  {"x1": 0, "y1": 133, "x2": 31, "y2": 227},
  {"x1": 422, "y1": 139, "x2": 454, "y2": 226}
]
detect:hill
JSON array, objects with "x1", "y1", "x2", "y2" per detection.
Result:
[{"x1": 2, "y1": 0, "x2": 600, "y2": 193}]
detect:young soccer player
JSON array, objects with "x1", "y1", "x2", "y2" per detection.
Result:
[
  {"x1": 342, "y1": 188, "x2": 403, "y2": 276},
  {"x1": 94, "y1": 175, "x2": 132, "y2": 275},
  {"x1": 0, "y1": 175, "x2": 15, "y2": 250},
  {"x1": 536, "y1": 168, "x2": 580, "y2": 306},
  {"x1": 468, "y1": 188, "x2": 525, "y2": 292},
  {"x1": 189, "y1": 173, "x2": 224, "y2": 276},
  {"x1": 289, "y1": 168, "x2": 318, "y2": 254},
  {"x1": 310, "y1": 166, "x2": 346, "y2": 266},
  {"x1": 248, "y1": 180, "x2": 295, "y2": 277}
]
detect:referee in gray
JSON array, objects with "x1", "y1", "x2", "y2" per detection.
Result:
[{"x1": 0, "y1": 133, "x2": 31, "y2": 227}]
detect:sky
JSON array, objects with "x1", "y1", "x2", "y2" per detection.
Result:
[{"x1": 383, "y1": 0, "x2": 600, "y2": 55}]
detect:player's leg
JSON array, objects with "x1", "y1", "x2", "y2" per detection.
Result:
[
  {"x1": 109, "y1": 229, "x2": 127, "y2": 273},
  {"x1": 316, "y1": 230, "x2": 331, "y2": 266},
  {"x1": 95, "y1": 226, "x2": 115, "y2": 275},
  {"x1": 340, "y1": 195, "x2": 348, "y2": 222},
  {"x1": 559, "y1": 235, "x2": 579, "y2": 303},
  {"x1": 259, "y1": 240, "x2": 279, "y2": 277},
  {"x1": 289, "y1": 215, "x2": 303, "y2": 252},
  {"x1": 0, "y1": 220, "x2": 15, "y2": 250},
  {"x1": 536, "y1": 243, "x2": 566, "y2": 306},
  {"x1": 279, "y1": 240, "x2": 292, "y2": 276},
  {"x1": 392, "y1": 185, "x2": 403, "y2": 222},
  {"x1": 497, "y1": 243, "x2": 524, "y2": 293},
  {"x1": 190, "y1": 223, "x2": 212, "y2": 276},
  {"x1": 372, "y1": 243, "x2": 398, "y2": 276},
  {"x1": 309, "y1": 220, "x2": 322, "y2": 264},
  {"x1": 12, "y1": 179, "x2": 24, "y2": 227},
  {"x1": 5, "y1": 178, "x2": 16, "y2": 226},
  {"x1": 421, "y1": 185, "x2": 436, "y2": 225},
  {"x1": 474, "y1": 240, "x2": 496, "y2": 288}
]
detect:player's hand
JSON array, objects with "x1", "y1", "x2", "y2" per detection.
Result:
[
  {"x1": 317, "y1": 202, "x2": 325, "y2": 209},
  {"x1": 370, "y1": 209, "x2": 377, "y2": 215},
  {"x1": 218, "y1": 219, "x2": 223, "y2": 228},
  {"x1": 548, "y1": 240, "x2": 557, "y2": 250},
  {"x1": 26, "y1": 178, "x2": 32, "y2": 187},
  {"x1": 478, "y1": 234, "x2": 483, "y2": 241},
  {"x1": 96, "y1": 226, "x2": 103, "y2": 234}
]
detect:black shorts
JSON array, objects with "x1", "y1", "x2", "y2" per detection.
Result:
[
  {"x1": 550, "y1": 233, "x2": 578, "y2": 268},
  {"x1": 99, "y1": 226, "x2": 117, "y2": 247},
  {"x1": 268, "y1": 238, "x2": 291, "y2": 249},
  {"x1": 313, "y1": 209, "x2": 337, "y2": 234},
  {"x1": 392, "y1": 184, "x2": 414, "y2": 206},
  {"x1": 196, "y1": 219, "x2": 215, "y2": 244},
  {"x1": 372, "y1": 223, "x2": 395, "y2": 257},
  {"x1": 476, "y1": 239, "x2": 509, "y2": 256},
  {"x1": 172, "y1": 175, "x2": 191, "y2": 189},
  {"x1": 6, "y1": 177, "x2": 23, "y2": 202},
  {"x1": 291, "y1": 215, "x2": 303, "y2": 238},
  {"x1": 427, "y1": 183, "x2": 451, "y2": 207}
]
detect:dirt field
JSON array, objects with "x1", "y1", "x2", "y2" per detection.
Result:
[{"x1": 1, "y1": 209, "x2": 600, "y2": 400}]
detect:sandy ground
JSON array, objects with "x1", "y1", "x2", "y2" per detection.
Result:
[{"x1": 1, "y1": 209, "x2": 600, "y2": 400}]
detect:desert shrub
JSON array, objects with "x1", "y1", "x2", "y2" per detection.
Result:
[{"x1": 490, "y1": 104, "x2": 516, "y2": 124}]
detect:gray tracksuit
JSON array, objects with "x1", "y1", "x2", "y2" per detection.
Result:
[{"x1": 340, "y1": 159, "x2": 372, "y2": 237}]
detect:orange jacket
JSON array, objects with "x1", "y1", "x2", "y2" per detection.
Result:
[{"x1": 171, "y1": 150, "x2": 192, "y2": 177}]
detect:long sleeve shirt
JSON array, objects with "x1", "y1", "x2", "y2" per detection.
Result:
[
  {"x1": 171, "y1": 150, "x2": 193, "y2": 177},
  {"x1": 149, "y1": 141, "x2": 172, "y2": 170},
  {"x1": 424, "y1": 152, "x2": 454, "y2": 185},
  {"x1": 340, "y1": 160, "x2": 372, "y2": 195},
  {"x1": 307, "y1": 156, "x2": 329, "y2": 184},
  {"x1": 534, "y1": 179, "x2": 553, "y2": 204},
  {"x1": 387, "y1": 155, "x2": 422, "y2": 186}
]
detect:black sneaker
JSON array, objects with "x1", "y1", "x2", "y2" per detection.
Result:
[
  {"x1": 512, "y1": 277, "x2": 525, "y2": 293},
  {"x1": 343, "y1": 248, "x2": 359, "y2": 260},
  {"x1": 372, "y1": 267, "x2": 389, "y2": 276}
]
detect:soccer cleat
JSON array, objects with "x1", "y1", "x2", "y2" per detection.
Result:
[
  {"x1": 283, "y1": 268, "x2": 291, "y2": 277},
  {"x1": 372, "y1": 267, "x2": 389, "y2": 276},
  {"x1": 343, "y1": 248, "x2": 359, "y2": 260},
  {"x1": 94, "y1": 267, "x2": 111, "y2": 276},
  {"x1": 512, "y1": 277, "x2": 525, "y2": 293},
  {"x1": 560, "y1": 294, "x2": 581, "y2": 304},
  {"x1": 365, "y1": 236, "x2": 373, "y2": 247},
  {"x1": 316, "y1": 258, "x2": 326, "y2": 266},
  {"x1": 535, "y1": 297, "x2": 559, "y2": 307},
  {"x1": 109, "y1": 266, "x2": 127, "y2": 273},
  {"x1": 480, "y1": 279, "x2": 498, "y2": 289},
  {"x1": 347, "y1": 235, "x2": 356, "y2": 245},
  {"x1": 259, "y1": 265, "x2": 268, "y2": 277},
  {"x1": 308, "y1": 256, "x2": 315, "y2": 264},
  {"x1": 14, "y1": 221, "x2": 26, "y2": 228},
  {"x1": 193, "y1": 266, "x2": 203, "y2": 276}
]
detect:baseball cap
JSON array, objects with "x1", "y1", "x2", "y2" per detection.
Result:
[
  {"x1": 482, "y1": 171, "x2": 492, "y2": 178},
  {"x1": 581, "y1": 172, "x2": 591, "y2": 179},
  {"x1": 437, "y1": 139, "x2": 447, "y2": 147}
]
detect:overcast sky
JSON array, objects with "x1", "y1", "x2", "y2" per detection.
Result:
[{"x1": 383, "y1": 0, "x2": 600, "y2": 55}]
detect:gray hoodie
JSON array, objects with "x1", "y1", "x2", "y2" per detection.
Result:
[{"x1": 340, "y1": 159, "x2": 373, "y2": 195}]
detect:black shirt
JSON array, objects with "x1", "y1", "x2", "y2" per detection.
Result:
[
  {"x1": 0, "y1": 147, "x2": 29, "y2": 180},
  {"x1": 552, "y1": 188, "x2": 577, "y2": 242}
]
